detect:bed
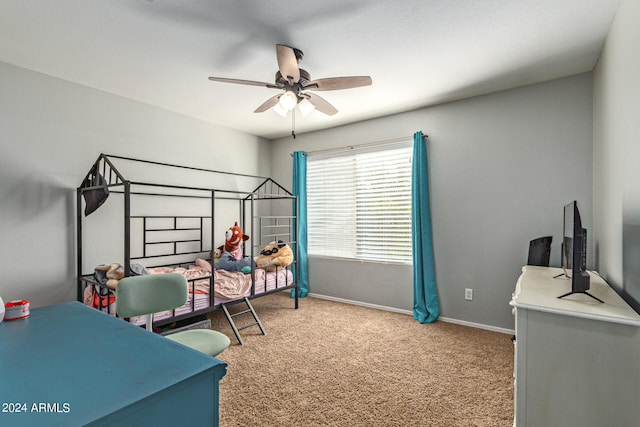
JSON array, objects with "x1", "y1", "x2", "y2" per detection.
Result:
[{"x1": 77, "y1": 154, "x2": 299, "y2": 343}]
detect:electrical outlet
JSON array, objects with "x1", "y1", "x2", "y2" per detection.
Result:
[{"x1": 465, "y1": 288, "x2": 473, "y2": 301}]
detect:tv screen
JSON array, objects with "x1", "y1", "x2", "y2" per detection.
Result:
[
  {"x1": 562, "y1": 202, "x2": 575, "y2": 278},
  {"x1": 558, "y1": 200, "x2": 602, "y2": 303}
]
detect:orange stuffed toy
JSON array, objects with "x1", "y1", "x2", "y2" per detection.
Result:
[
  {"x1": 225, "y1": 221, "x2": 249, "y2": 259},
  {"x1": 213, "y1": 222, "x2": 255, "y2": 273}
]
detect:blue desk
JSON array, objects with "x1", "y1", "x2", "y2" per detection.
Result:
[{"x1": 0, "y1": 302, "x2": 227, "y2": 426}]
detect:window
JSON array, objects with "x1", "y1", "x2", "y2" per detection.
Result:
[{"x1": 307, "y1": 144, "x2": 413, "y2": 263}]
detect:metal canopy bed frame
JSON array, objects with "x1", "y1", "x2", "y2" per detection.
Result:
[{"x1": 77, "y1": 154, "x2": 299, "y2": 344}]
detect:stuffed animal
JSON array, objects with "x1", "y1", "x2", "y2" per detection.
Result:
[
  {"x1": 94, "y1": 263, "x2": 148, "y2": 289},
  {"x1": 94, "y1": 263, "x2": 124, "y2": 290},
  {"x1": 214, "y1": 222, "x2": 254, "y2": 273},
  {"x1": 224, "y1": 221, "x2": 250, "y2": 260},
  {"x1": 215, "y1": 251, "x2": 254, "y2": 273},
  {"x1": 209, "y1": 246, "x2": 223, "y2": 262},
  {"x1": 256, "y1": 240, "x2": 294, "y2": 271}
]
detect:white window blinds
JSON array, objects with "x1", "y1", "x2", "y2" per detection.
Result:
[{"x1": 307, "y1": 145, "x2": 413, "y2": 263}]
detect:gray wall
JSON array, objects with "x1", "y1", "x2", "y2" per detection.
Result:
[
  {"x1": 271, "y1": 74, "x2": 593, "y2": 330},
  {"x1": 593, "y1": 0, "x2": 640, "y2": 298},
  {"x1": 0, "y1": 61, "x2": 271, "y2": 307}
]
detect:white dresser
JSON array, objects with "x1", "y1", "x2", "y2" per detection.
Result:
[{"x1": 510, "y1": 266, "x2": 640, "y2": 427}]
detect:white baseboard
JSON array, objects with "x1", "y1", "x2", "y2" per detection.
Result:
[
  {"x1": 308, "y1": 293, "x2": 515, "y2": 335},
  {"x1": 437, "y1": 315, "x2": 514, "y2": 335}
]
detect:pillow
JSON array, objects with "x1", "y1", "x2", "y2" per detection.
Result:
[{"x1": 196, "y1": 258, "x2": 213, "y2": 273}]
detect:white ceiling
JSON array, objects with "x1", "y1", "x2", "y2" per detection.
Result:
[{"x1": 0, "y1": 0, "x2": 620, "y2": 140}]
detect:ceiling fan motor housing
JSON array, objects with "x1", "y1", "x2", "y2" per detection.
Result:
[{"x1": 275, "y1": 69, "x2": 311, "y2": 87}]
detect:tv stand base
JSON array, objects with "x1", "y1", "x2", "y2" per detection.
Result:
[{"x1": 557, "y1": 290, "x2": 604, "y2": 303}]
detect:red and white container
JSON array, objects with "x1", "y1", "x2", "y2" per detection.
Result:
[{"x1": 5, "y1": 299, "x2": 30, "y2": 320}]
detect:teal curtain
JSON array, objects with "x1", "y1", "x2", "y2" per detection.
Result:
[
  {"x1": 291, "y1": 151, "x2": 309, "y2": 298},
  {"x1": 412, "y1": 131, "x2": 440, "y2": 323}
]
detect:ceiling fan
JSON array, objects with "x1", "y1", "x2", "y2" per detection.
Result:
[{"x1": 208, "y1": 44, "x2": 372, "y2": 118}]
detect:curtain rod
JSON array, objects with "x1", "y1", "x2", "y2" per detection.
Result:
[{"x1": 289, "y1": 133, "x2": 428, "y2": 157}]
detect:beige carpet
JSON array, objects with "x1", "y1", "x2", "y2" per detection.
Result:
[{"x1": 208, "y1": 292, "x2": 514, "y2": 427}]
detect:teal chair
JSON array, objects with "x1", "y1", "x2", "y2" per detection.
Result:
[{"x1": 116, "y1": 273, "x2": 230, "y2": 357}]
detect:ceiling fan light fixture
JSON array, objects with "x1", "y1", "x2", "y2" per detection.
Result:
[
  {"x1": 298, "y1": 98, "x2": 315, "y2": 117},
  {"x1": 278, "y1": 90, "x2": 298, "y2": 111},
  {"x1": 272, "y1": 102, "x2": 288, "y2": 117}
]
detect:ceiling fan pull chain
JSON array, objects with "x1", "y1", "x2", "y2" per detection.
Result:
[{"x1": 291, "y1": 108, "x2": 296, "y2": 139}]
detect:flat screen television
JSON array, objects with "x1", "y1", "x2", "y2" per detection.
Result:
[{"x1": 558, "y1": 200, "x2": 603, "y2": 303}]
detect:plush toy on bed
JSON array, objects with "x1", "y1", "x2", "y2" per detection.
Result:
[
  {"x1": 256, "y1": 240, "x2": 294, "y2": 271},
  {"x1": 224, "y1": 222, "x2": 249, "y2": 257},
  {"x1": 209, "y1": 246, "x2": 223, "y2": 262},
  {"x1": 94, "y1": 263, "x2": 148, "y2": 289},
  {"x1": 214, "y1": 222, "x2": 254, "y2": 273}
]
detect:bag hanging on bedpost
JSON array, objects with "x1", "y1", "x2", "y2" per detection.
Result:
[{"x1": 82, "y1": 165, "x2": 110, "y2": 216}]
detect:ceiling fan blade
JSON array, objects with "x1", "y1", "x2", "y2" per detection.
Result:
[
  {"x1": 306, "y1": 93, "x2": 338, "y2": 116},
  {"x1": 208, "y1": 76, "x2": 281, "y2": 89},
  {"x1": 276, "y1": 44, "x2": 300, "y2": 83},
  {"x1": 254, "y1": 94, "x2": 281, "y2": 113},
  {"x1": 304, "y1": 76, "x2": 372, "y2": 91}
]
